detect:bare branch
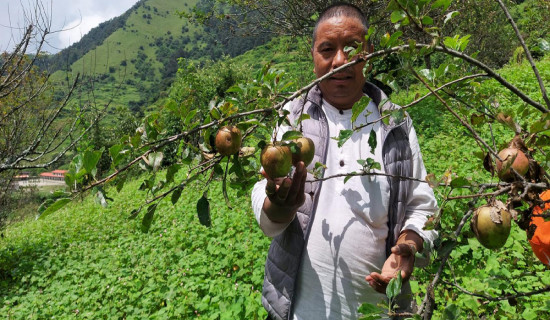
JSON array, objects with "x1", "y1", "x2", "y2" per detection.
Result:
[
  {"x1": 495, "y1": 0, "x2": 550, "y2": 109},
  {"x1": 442, "y1": 279, "x2": 550, "y2": 301}
]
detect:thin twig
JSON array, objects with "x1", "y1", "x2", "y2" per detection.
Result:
[
  {"x1": 442, "y1": 280, "x2": 550, "y2": 301},
  {"x1": 495, "y1": 0, "x2": 550, "y2": 109}
]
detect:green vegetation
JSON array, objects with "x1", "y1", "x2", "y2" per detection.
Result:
[{"x1": 0, "y1": 173, "x2": 269, "y2": 319}]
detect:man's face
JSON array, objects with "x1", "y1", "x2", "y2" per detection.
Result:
[{"x1": 312, "y1": 16, "x2": 370, "y2": 110}]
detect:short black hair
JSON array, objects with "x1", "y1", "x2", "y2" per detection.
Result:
[{"x1": 312, "y1": 2, "x2": 369, "y2": 45}]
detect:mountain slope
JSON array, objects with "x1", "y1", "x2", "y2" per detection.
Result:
[{"x1": 49, "y1": 0, "x2": 268, "y2": 112}]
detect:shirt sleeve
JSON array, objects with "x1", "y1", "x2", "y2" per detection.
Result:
[
  {"x1": 402, "y1": 125, "x2": 439, "y2": 254},
  {"x1": 251, "y1": 179, "x2": 293, "y2": 237}
]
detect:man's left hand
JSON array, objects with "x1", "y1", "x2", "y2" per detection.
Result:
[{"x1": 365, "y1": 230, "x2": 423, "y2": 294}]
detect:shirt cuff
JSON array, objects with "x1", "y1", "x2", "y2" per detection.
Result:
[{"x1": 259, "y1": 208, "x2": 293, "y2": 238}]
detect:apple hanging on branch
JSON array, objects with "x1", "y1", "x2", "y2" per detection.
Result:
[
  {"x1": 471, "y1": 200, "x2": 512, "y2": 249},
  {"x1": 215, "y1": 125, "x2": 242, "y2": 156},
  {"x1": 495, "y1": 147, "x2": 529, "y2": 182}
]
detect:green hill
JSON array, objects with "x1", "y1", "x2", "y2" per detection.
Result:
[{"x1": 47, "y1": 0, "x2": 269, "y2": 113}]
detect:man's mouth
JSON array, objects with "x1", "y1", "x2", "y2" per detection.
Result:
[{"x1": 329, "y1": 73, "x2": 353, "y2": 80}]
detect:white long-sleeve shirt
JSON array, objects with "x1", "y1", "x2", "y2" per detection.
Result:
[{"x1": 251, "y1": 98, "x2": 438, "y2": 319}]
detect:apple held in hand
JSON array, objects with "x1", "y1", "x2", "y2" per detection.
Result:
[
  {"x1": 260, "y1": 143, "x2": 292, "y2": 179},
  {"x1": 291, "y1": 137, "x2": 315, "y2": 167}
]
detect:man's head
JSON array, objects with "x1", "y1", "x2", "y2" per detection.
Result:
[{"x1": 312, "y1": 3, "x2": 372, "y2": 110}]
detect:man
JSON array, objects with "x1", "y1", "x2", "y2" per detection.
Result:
[{"x1": 251, "y1": 3, "x2": 438, "y2": 319}]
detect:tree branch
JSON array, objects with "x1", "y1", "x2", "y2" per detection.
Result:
[{"x1": 495, "y1": 0, "x2": 550, "y2": 109}]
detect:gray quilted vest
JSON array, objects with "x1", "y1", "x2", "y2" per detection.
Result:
[{"x1": 262, "y1": 82, "x2": 413, "y2": 320}]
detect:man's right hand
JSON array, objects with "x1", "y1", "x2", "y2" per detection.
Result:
[{"x1": 262, "y1": 161, "x2": 307, "y2": 223}]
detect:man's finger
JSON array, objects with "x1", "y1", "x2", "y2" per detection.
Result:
[
  {"x1": 366, "y1": 273, "x2": 388, "y2": 294},
  {"x1": 286, "y1": 162, "x2": 305, "y2": 203},
  {"x1": 276, "y1": 178, "x2": 292, "y2": 201},
  {"x1": 391, "y1": 243, "x2": 416, "y2": 257},
  {"x1": 265, "y1": 179, "x2": 277, "y2": 198}
]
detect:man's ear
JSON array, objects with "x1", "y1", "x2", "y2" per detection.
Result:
[{"x1": 311, "y1": 48, "x2": 316, "y2": 74}]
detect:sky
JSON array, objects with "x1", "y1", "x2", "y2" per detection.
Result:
[{"x1": 0, "y1": 0, "x2": 139, "y2": 53}]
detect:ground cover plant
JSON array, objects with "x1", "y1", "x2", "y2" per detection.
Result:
[{"x1": 0, "y1": 173, "x2": 269, "y2": 319}]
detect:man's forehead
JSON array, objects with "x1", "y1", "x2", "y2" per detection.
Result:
[{"x1": 314, "y1": 16, "x2": 366, "y2": 39}]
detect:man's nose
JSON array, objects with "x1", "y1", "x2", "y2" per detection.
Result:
[{"x1": 332, "y1": 49, "x2": 348, "y2": 69}]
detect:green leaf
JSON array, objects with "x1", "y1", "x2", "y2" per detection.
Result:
[
  {"x1": 141, "y1": 204, "x2": 157, "y2": 233},
  {"x1": 470, "y1": 113, "x2": 487, "y2": 126},
  {"x1": 386, "y1": 271, "x2": 402, "y2": 300},
  {"x1": 333, "y1": 129, "x2": 353, "y2": 148},
  {"x1": 294, "y1": 113, "x2": 311, "y2": 127},
  {"x1": 364, "y1": 26, "x2": 375, "y2": 42},
  {"x1": 386, "y1": 31, "x2": 403, "y2": 48},
  {"x1": 344, "y1": 174, "x2": 354, "y2": 184},
  {"x1": 368, "y1": 130, "x2": 377, "y2": 154},
  {"x1": 222, "y1": 162, "x2": 233, "y2": 209},
  {"x1": 37, "y1": 199, "x2": 54, "y2": 215},
  {"x1": 450, "y1": 177, "x2": 471, "y2": 189},
  {"x1": 236, "y1": 119, "x2": 260, "y2": 131},
  {"x1": 209, "y1": 107, "x2": 222, "y2": 120},
  {"x1": 358, "y1": 302, "x2": 381, "y2": 315},
  {"x1": 109, "y1": 144, "x2": 124, "y2": 167},
  {"x1": 171, "y1": 186, "x2": 183, "y2": 205},
  {"x1": 282, "y1": 130, "x2": 303, "y2": 141},
  {"x1": 421, "y1": 16, "x2": 434, "y2": 26},
  {"x1": 442, "y1": 304, "x2": 460, "y2": 320},
  {"x1": 220, "y1": 101, "x2": 238, "y2": 116},
  {"x1": 83, "y1": 149, "x2": 103, "y2": 176},
  {"x1": 196, "y1": 192, "x2": 211, "y2": 227},
  {"x1": 38, "y1": 198, "x2": 71, "y2": 220},
  {"x1": 352, "y1": 96, "x2": 372, "y2": 124},
  {"x1": 438, "y1": 239, "x2": 456, "y2": 257},
  {"x1": 166, "y1": 164, "x2": 181, "y2": 184},
  {"x1": 390, "y1": 109, "x2": 405, "y2": 124},
  {"x1": 116, "y1": 174, "x2": 127, "y2": 192},
  {"x1": 432, "y1": 0, "x2": 451, "y2": 10},
  {"x1": 184, "y1": 109, "x2": 199, "y2": 125},
  {"x1": 390, "y1": 10, "x2": 406, "y2": 23},
  {"x1": 51, "y1": 190, "x2": 71, "y2": 199}
]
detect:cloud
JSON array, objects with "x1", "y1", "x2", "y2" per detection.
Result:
[
  {"x1": 0, "y1": 0, "x2": 138, "y2": 53},
  {"x1": 56, "y1": 14, "x2": 106, "y2": 48}
]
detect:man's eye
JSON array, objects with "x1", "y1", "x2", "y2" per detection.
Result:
[{"x1": 321, "y1": 47, "x2": 333, "y2": 52}]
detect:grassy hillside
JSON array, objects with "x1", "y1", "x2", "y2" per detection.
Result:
[
  {"x1": 51, "y1": 0, "x2": 200, "y2": 111},
  {"x1": 49, "y1": 0, "x2": 269, "y2": 113}
]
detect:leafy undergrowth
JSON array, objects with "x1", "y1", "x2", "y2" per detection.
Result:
[{"x1": 0, "y1": 173, "x2": 269, "y2": 319}]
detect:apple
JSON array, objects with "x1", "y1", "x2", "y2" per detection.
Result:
[
  {"x1": 260, "y1": 144, "x2": 292, "y2": 179},
  {"x1": 471, "y1": 203, "x2": 511, "y2": 249},
  {"x1": 291, "y1": 137, "x2": 315, "y2": 167},
  {"x1": 215, "y1": 126, "x2": 242, "y2": 156},
  {"x1": 495, "y1": 147, "x2": 529, "y2": 182}
]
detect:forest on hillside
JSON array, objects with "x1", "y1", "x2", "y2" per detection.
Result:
[{"x1": 1, "y1": 0, "x2": 550, "y2": 319}]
